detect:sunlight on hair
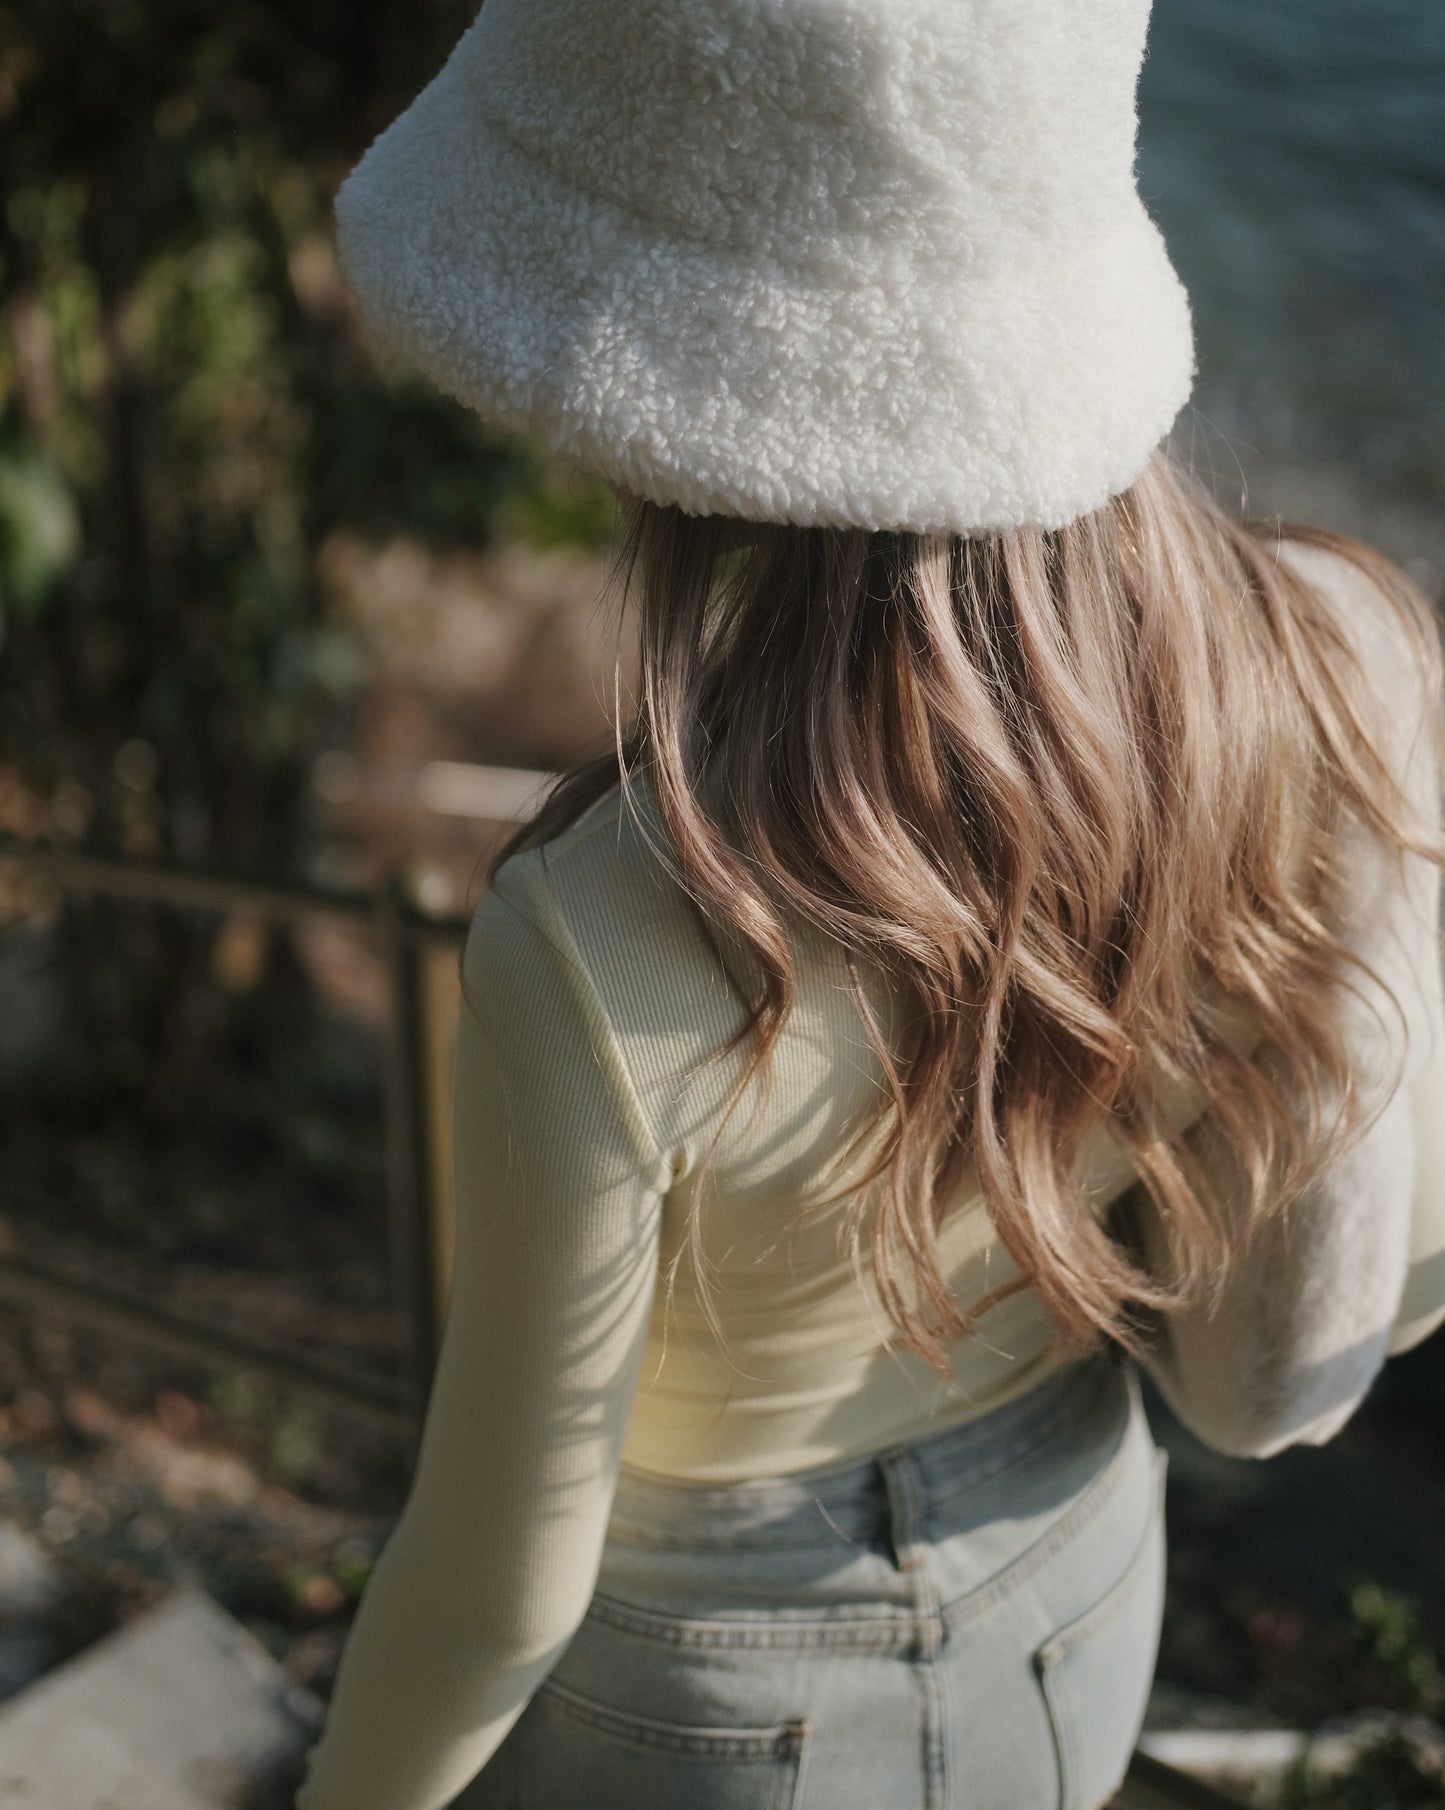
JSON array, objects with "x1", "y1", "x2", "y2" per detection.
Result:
[{"x1": 489, "y1": 452, "x2": 1445, "y2": 1379}]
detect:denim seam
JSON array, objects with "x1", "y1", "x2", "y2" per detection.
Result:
[
  {"x1": 536, "y1": 1675, "x2": 812, "y2": 1759},
  {"x1": 938, "y1": 1394, "x2": 1137, "y2": 1636},
  {"x1": 601, "y1": 1518, "x2": 888, "y2": 1554},
  {"x1": 1033, "y1": 1453, "x2": 1166, "y2": 1810},
  {"x1": 880, "y1": 1450, "x2": 950, "y2": 1810},
  {"x1": 919, "y1": 1363, "x2": 1116, "y2": 1518},
  {"x1": 584, "y1": 1594, "x2": 917, "y2": 1652},
  {"x1": 1037, "y1": 1446, "x2": 1168, "y2": 1667},
  {"x1": 1039, "y1": 1514, "x2": 1155, "y2": 1665}
]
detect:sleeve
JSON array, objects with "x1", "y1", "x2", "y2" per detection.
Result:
[
  {"x1": 1127, "y1": 551, "x2": 1445, "y2": 1457},
  {"x1": 294, "y1": 854, "x2": 670, "y2": 1810},
  {"x1": 1387, "y1": 853, "x2": 1445, "y2": 1357}
]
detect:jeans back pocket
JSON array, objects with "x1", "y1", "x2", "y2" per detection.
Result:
[
  {"x1": 504, "y1": 1675, "x2": 810, "y2": 1810},
  {"x1": 1034, "y1": 1447, "x2": 1167, "y2": 1810}
]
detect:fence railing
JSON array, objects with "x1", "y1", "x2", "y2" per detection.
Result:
[{"x1": 0, "y1": 826, "x2": 481, "y2": 1447}]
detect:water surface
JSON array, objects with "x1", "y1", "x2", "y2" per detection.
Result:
[{"x1": 1139, "y1": 0, "x2": 1445, "y2": 575}]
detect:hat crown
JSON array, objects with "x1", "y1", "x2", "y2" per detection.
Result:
[
  {"x1": 473, "y1": 0, "x2": 1152, "y2": 260},
  {"x1": 335, "y1": 0, "x2": 1193, "y2": 531}
]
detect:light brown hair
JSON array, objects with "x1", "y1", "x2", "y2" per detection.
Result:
[{"x1": 492, "y1": 452, "x2": 1445, "y2": 1376}]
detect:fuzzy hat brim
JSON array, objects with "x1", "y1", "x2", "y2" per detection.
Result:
[{"x1": 336, "y1": 22, "x2": 1195, "y2": 535}]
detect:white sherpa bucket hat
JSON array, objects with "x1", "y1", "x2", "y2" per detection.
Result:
[{"x1": 334, "y1": 0, "x2": 1195, "y2": 535}]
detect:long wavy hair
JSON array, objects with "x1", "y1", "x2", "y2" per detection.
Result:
[{"x1": 490, "y1": 452, "x2": 1445, "y2": 1377}]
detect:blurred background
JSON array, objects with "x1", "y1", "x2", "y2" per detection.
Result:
[{"x1": 0, "y1": 1, "x2": 1441, "y2": 1805}]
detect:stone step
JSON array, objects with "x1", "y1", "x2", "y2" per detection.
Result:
[
  {"x1": 1118, "y1": 1750, "x2": 1249, "y2": 1809},
  {"x1": 0, "y1": 1587, "x2": 321, "y2": 1810},
  {"x1": 0, "y1": 1524, "x2": 69, "y2": 1703},
  {"x1": 1138, "y1": 1711, "x2": 1445, "y2": 1798}
]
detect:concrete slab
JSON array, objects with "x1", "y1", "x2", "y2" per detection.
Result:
[
  {"x1": 0, "y1": 1588, "x2": 322, "y2": 1809},
  {"x1": 0, "y1": 1523, "x2": 68, "y2": 1703}
]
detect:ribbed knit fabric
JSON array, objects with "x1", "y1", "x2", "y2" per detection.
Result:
[{"x1": 294, "y1": 543, "x2": 1445, "y2": 1810}]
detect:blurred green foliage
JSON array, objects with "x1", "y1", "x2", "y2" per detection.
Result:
[
  {"x1": 1344, "y1": 1581, "x2": 1445, "y2": 1720},
  {"x1": 0, "y1": 0, "x2": 612, "y2": 1108},
  {"x1": 0, "y1": 0, "x2": 528, "y2": 862},
  {"x1": 1273, "y1": 1729, "x2": 1445, "y2": 1810},
  {"x1": 1257, "y1": 1583, "x2": 1445, "y2": 1809}
]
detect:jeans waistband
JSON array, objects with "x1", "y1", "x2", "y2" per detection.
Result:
[{"x1": 607, "y1": 1352, "x2": 1130, "y2": 1551}]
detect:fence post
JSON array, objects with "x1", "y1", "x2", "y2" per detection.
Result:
[
  {"x1": 377, "y1": 872, "x2": 443, "y2": 1450},
  {"x1": 0, "y1": 832, "x2": 476, "y2": 1443},
  {"x1": 419, "y1": 933, "x2": 462, "y2": 1324}
]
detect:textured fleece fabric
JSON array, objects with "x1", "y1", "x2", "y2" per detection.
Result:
[
  {"x1": 333, "y1": 0, "x2": 1196, "y2": 533},
  {"x1": 294, "y1": 543, "x2": 1445, "y2": 1810}
]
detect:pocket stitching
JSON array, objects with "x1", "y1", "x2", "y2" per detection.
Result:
[
  {"x1": 536, "y1": 1674, "x2": 811, "y2": 1762},
  {"x1": 1037, "y1": 1526, "x2": 1152, "y2": 1668}
]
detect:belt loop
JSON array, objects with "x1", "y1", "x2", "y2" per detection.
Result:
[{"x1": 876, "y1": 1448, "x2": 928, "y2": 1573}]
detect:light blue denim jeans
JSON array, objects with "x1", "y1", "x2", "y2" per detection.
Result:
[{"x1": 463, "y1": 1352, "x2": 1166, "y2": 1810}]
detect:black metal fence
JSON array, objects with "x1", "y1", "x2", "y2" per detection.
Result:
[{"x1": 0, "y1": 830, "x2": 469, "y2": 1446}]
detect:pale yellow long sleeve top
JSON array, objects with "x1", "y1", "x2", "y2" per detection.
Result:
[{"x1": 295, "y1": 542, "x2": 1445, "y2": 1810}]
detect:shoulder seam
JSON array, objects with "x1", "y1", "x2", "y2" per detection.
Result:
[
  {"x1": 502, "y1": 781, "x2": 673, "y2": 883},
  {"x1": 525, "y1": 787, "x2": 628, "y2": 870},
  {"x1": 492, "y1": 856, "x2": 673, "y2": 1190}
]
